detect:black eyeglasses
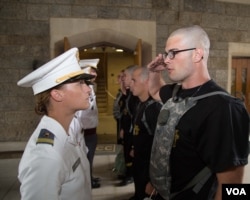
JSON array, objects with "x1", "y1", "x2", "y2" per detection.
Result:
[{"x1": 162, "y1": 48, "x2": 196, "y2": 60}]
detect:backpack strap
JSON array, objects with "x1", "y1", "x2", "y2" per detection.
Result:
[
  {"x1": 172, "y1": 83, "x2": 230, "y2": 103},
  {"x1": 192, "y1": 91, "x2": 230, "y2": 101},
  {"x1": 125, "y1": 92, "x2": 132, "y2": 117},
  {"x1": 141, "y1": 99, "x2": 158, "y2": 135},
  {"x1": 170, "y1": 167, "x2": 212, "y2": 199},
  {"x1": 172, "y1": 83, "x2": 182, "y2": 101}
]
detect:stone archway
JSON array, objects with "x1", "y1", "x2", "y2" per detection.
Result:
[
  {"x1": 50, "y1": 18, "x2": 156, "y2": 135},
  {"x1": 64, "y1": 28, "x2": 152, "y2": 66},
  {"x1": 50, "y1": 18, "x2": 156, "y2": 66}
]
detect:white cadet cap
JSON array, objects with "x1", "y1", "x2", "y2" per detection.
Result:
[
  {"x1": 79, "y1": 59, "x2": 99, "y2": 69},
  {"x1": 17, "y1": 47, "x2": 94, "y2": 95}
]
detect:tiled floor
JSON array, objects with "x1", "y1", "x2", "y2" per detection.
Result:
[
  {"x1": 0, "y1": 142, "x2": 134, "y2": 200},
  {"x1": 1, "y1": 142, "x2": 250, "y2": 200},
  {"x1": 0, "y1": 155, "x2": 135, "y2": 200}
]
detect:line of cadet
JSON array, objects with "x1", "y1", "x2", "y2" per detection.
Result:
[
  {"x1": 113, "y1": 25, "x2": 249, "y2": 200},
  {"x1": 113, "y1": 65, "x2": 163, "y2": 200}
]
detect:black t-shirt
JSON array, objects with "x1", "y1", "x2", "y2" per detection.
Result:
[
  {"x1": 120, "y1": 90, "x2": 139, "y2": 133},
  {"x1": 159, "y1": 80, "x2": 249, "y2": 199}
]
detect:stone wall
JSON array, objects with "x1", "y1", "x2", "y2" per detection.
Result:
[{"x1": 1, "y1": 0, "x2": 250, "y2": 141}]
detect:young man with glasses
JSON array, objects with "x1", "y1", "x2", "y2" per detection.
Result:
[{"x1": 147, "y1": 25, "x2": 249, "y2": 200}]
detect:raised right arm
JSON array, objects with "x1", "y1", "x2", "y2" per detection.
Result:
[{"x1": 147, "y1": 54, "x2": 167, "y2": 101}]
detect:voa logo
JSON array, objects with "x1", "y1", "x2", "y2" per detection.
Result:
[
  {"x1": 223, "y1": 184, "x2": 250, "y2": 199},
  {"x1": 226, "y1": 188, "x2": 246, "y2": 196}
]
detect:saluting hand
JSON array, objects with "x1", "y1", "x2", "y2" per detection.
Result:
[{"x1": 147, "y1": 54, "x2": 167, "y2": 72}]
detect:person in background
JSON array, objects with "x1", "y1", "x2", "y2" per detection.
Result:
[
  {"x1": 17, "y1": 48, "x2": 94, "y2": 200},
  {"x1": 117, "y1": 65, "x2": 139, "y2": 186},
  {"x1": 113, "y1": 70, "x2": 126, "y2": 144},
  {"x1": 148, "y1": 25, "x2": 249, "y2": 200},
  {"x1": 78, "y1": 58, "x2": 101, "y2": 189},
  {"x1": 112, "y1": 70, "x2": 128, "y2": 179},
  {"x1": 129, "y1": 66, "x2": 162, "y2": 200}
]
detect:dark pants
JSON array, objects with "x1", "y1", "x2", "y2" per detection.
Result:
[
  {"x1": 123, "y1": 131, "x2": 133, "y2": 178},
  {"x1": 84, "y1": 128, "x2": 97, "y2": 180},
  {"x1": 116, "y1": 118, "x2": 121, "y2": 144}
]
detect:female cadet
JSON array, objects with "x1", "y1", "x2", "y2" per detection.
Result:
[{"x1": 17, "y1": 48, "x2": 94, "y2": 200}]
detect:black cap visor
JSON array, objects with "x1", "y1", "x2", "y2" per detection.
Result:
[{"x1": 62, "y1": 74, "x2": 95, "y2": 85}]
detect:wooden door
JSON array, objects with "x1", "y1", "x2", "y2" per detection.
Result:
[
  {"x1": 134, "y1": 39, "x2": 142, "y2": 67},
  {"x1": 231, "y1": 57, "x2": 250, "y2": 113},
  {"x1": 64, "y1": 37, "x2": 71, "y2": 51}
]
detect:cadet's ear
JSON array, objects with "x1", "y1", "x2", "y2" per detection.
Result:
[
  {"x1": 50, "y1": 88, "x2": 63, "y2": 102},
  {"x1": 193, "y1": 48, "x2": 204, "y2": 63}
]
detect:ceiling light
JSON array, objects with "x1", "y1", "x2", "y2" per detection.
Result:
[{"x1": 116, "y1": 49, "x2": 123, "y2": 52}]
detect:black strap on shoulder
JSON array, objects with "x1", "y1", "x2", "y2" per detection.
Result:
[
  {"x1": 141, "y1": 99, "x2": 157, "y2": 135},
  {"x1": 191, "y1": 91, "x2": 229, "y2": 101},
  {"x1": 172, "y1": 83, "x2": 230, "y2": 102},
  {"x1": 172, "y1": 83, "x2": 182, "y2": 100},
  {"x1": 170, "y1": 167, "x2": 212, "y2": 199},
  {"x1": 125, "y1": 92, "x2": 132, "y2": 117}
]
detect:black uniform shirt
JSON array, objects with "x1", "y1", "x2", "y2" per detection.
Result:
[
  {"x1": 133, "y1": 97, "x2": 162, "y2": 179},
  {"x1": 159, "y1": 80, "x2": 249, "y2": 200}
]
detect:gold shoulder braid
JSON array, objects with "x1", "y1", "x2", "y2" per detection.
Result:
[{"x1": 36, "y1": 129, "x2": 55, "y2": 146}]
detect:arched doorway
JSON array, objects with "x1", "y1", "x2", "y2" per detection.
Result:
[
  {"x1": 50, "y1": 18, "x2": 156, "y2": 135},
  {"x1": 63, "y1": 30, "x2": 147, "y2": 114}
]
